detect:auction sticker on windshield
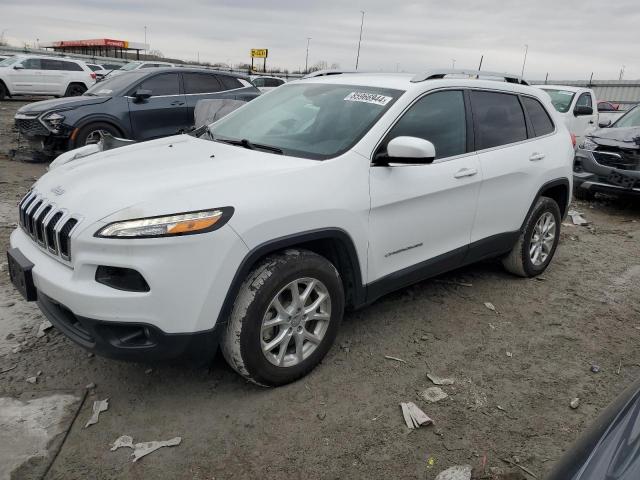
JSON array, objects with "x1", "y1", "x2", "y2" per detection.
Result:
[{"x1": 344, "y1": 92, "x2": 393, "y2": 106}]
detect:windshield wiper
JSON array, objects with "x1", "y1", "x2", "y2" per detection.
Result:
[{"x1": 214, "y1": 136, "x2": 283, "y2": 154}]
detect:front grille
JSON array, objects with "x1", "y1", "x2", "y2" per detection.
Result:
[
  {"x1": 15, "y1": 117, "x2": 49, "y2": 136},
  {"x1": 593, "y1": 148, "x2": 640, "y2": 171},
  {"x1": 18, "y1": 191, "x2": 80, "y2": 262}
]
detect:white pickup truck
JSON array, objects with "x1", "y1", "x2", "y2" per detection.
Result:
[{"x1": 538, "y1": 85, "x2": 598, "y2": 143}]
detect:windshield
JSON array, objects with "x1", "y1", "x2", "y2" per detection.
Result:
[
  {"x1": 209, "y1": 83, "x2": 403, "y2": 159},
  {"x1": 540, "y1": 89, "x2": 576, "y2": 113},
  {"x1": 120, "y1": 61, "x2": 142, "y2": 71},
  {"x1": 85, "y1": 71, "x2": 146, "y2": 96},
  {"x1": 0, "y1": 57, "x2": 19, "y2": 67},
  {"x1": 613, "y1": 105, "x2": 640, "y2": 128}
]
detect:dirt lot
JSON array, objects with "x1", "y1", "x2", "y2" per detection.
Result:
[{"x1": 1, "y1": 98, "x2": 640, "y2": 480}]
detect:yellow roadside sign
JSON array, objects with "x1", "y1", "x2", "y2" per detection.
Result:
[{"x1": 250, "y1": 49, "x2": 268, "y2": 59}]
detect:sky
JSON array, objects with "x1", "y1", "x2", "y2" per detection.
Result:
[{"x1": 2, "y1": 0, "x2": 638, "y2": 80}]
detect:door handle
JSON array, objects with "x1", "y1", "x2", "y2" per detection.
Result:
[
  {"x1": 170, "y1": 101, "x2": 185, "y2": 106},
  {"x1": 453, "y1": 167, "x2": 478, "y2": 179},
  {"x1": 529, "y1": 153, "x2": 545, "y2": 161}
]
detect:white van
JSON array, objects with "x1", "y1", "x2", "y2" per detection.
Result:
[{"x1": 538, "y1": 85, "x2": 598, "y2": 143}]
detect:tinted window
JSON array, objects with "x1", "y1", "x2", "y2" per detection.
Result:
[
  {"x1": 522, "y1": 96, "x2": 554, "y2": 137},
  {"x1": 598, "y1": 102, "x2": 614, "y2": 111},
  {"x1": 22, "y1": 58, "x2": 42, "y2": 70},
  {"x1": 252, "y1": 78, "x2": 265, "y2": 87},
  {"x1": 183, "y1": 73, "x2": 222, "y2": 94},
  {"x1": 471, "y1": 91, "x2": 527, "y2": 149},
  {"x1": 61, "y1": 61, "x2": 82, "y2": 71},
  {"x1": 385, "y1": 90, "x2": 467, "y2": 159},
  {"x1": 266, "y1": 78, "x2": 284, "y2": 87},
  {"x1": 41, "y1": 59, "x2": 64, "y2": 70},
  {"x1": 88, "y1": 64, "x2": 103, "y2": 71},
  {"x1": 138, "y1": 73, "x2": 180, "y2": 96},
  {"x1": 219, "y1": 75, "x2": 242, "y2": 90},
  {"x1": 577, "y1": 93, "x2": 592, "y2": 108}
]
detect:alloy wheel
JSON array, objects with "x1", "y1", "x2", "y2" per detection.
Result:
[{"x1": 529, "y1": 212, "x2": 556, "y2": 266}]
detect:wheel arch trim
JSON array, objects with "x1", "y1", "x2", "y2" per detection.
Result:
[{"x1": 521, "y1": 178, "x2": 571, "y2": 230}]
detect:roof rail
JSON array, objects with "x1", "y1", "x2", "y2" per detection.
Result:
[
  {"x1": 302, "y1": 69, "x2": 357, "y2": 79},
  {"x1": 411, "y1": 69, "x2": 528, "y2": 85}
]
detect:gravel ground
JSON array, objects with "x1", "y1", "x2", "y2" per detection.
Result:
[{"x1": 1, "y1": 99, "x2": 640, "y2": 479}]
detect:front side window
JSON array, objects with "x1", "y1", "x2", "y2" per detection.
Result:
[
  {"x1": 252, "y1": 78, "x2": 265, "y2": 87},
  {"x1": 22, "y1": 58, "x2": 42, "y2": 70},
  {"x1": 383, "y1": 90, "x2": 467, "y2": 160},
  {"x1": 541, "y1": 88, "x2": 575, "y2": 113},
  {"x1": 576, "y1": 93, "x2": 592, "y2": 108},
  {"x1": 0, "y1": 57, "x2": 19, "y2": 67},
  {"x1": 138, "y1": 73, "x2": 180, "y2": 96},
  {"x1": 209, "y1": 83, "x2": 403, "y2": 160},
  {"x1": 522, "y1": 96, "x2": 554, "y2": 137},
  {"x1": 41, "y1": 59, "x2": 63, "y2": 70},
  {"x1": 183, "y1": 73, "x2": 222, "y2": 94},
  {"x1": 471, "y1": 90, "x2": 527, "y2": 149}
]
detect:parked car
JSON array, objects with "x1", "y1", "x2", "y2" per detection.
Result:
[
  {"x1": 0, "y1": 54, "x2": 12, "y2": 62},
  {"x1": 547, "y1": 376, "x2": 640, "y2": 480},
  {"x1": 573, "y1": 104, "x2": 640, "y2": 199},
  {"x1": 86, "y1": 63, "x2": 111, "y2": 80},
  {"x1": 107, "y1": 60, "x2": 175, "y2": 77},
  {"x1": 13, "y1": 68, "x2": 259, "y2": 157},
  {"x1": 249, "y1": 75, "x2": 285, "y2": 92},
  {"x1": 0, "y1": 54, "x2": 96, "y2": 99},
  {"x1": 538, "y1": 85, "x2": 598, "y2": 143},
  {"x1": 7, "y1": 69, "x2": 573, "y2": 386},
  {"x1": 597, "y1": 101, "x2": 627, "y2": 127}
]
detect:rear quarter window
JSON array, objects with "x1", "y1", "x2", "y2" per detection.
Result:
[
  {"x1": 521, "y1": 96, "x2": 555, "y2": 137},
  {"x1": 183, "y1": 73, "x2": 223, "y2": 94},
  {"x1": 470, "y1": 90, "x2": 527, "y2": 150},
  {"x1": 218, "y1": 75, "x2": 243, "y2": 90}
]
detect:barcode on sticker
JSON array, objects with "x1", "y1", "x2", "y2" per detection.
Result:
[{"x1": 344, "y1": 92, "x2": 392, "y2": 106}]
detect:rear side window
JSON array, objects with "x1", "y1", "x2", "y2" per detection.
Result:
[
  {"x1": 138, "y1": 73, "x2": 181, "y2": 96},
  {"x1": 470, "y1": 91, "x2": 527, "y2": 149},
  {"x1": 183, "y1": 73, "x2": 223, "y2": 94},
  {"x1": 265, "y1": 78, "x2": 284, "y2": 87},
  {"x1": 252, "y1": 78, "x2": 265, "y2": 87},
  {"x1": 41, "y1": 59, "x2": 63, "y2": 70},
  {"x1": 385, "y1": 90, "x2": 467, "y2": 159},
  {"x1": 522, "y1": 96, "x2": 554, "y2": 137},
  {"x1": 61, "y1": 61, "x2": 83, "y2": 71},
  {"x1": 218, "y1": 75, "x2": 243, "y2": 90}
]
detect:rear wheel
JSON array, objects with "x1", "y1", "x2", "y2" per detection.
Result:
[
  {"x1": 502, "y1": 197, "x2": 561, "y2": 277},
  {"x1": 221, "y1": 249, "x2": 344, "y2": 386},
  {"x1": 75, "y1": 122, "x2": 122, "y2": 146},
  {"x1": 64, "y1": 83, "x2": 87, "y2": 97}
]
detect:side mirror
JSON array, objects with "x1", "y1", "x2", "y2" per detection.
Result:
[
  {"x1": 13, "y1": 64, "x2": 24, "y2": 70},
  {"x1": 598, "y1": 119, "x2": 612, "y2": 128},
  {"x1": 375, "y1": 136, "x2": 436, "y2": 166},
  {"x1": 133, "y1": 89, "x2": 152, "y2": 101},
  {"x1": 574, "y1": 105, "x2": 593, "y2": 116}
]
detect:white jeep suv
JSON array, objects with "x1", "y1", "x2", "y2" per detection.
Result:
[
  {"x1": 0, "y1": 55, "x2": 96, "y2": 99},
  {"x1": 7, "y1": 70, "x2": 573, "y2": 386}
]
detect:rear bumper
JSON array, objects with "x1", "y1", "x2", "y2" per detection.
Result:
[{"x1": 37, "y1": 291, "x2": 222, "y2": 363}]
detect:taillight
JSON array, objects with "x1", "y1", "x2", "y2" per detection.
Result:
[
  {"x1": 90, "y1": 72, "x2": 96, "y2": 80},
  {"x1": 570, "y1": 133, "x2": 576, "y2": 148}
]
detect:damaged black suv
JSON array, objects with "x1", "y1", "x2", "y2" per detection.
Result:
[{"x1": 574, "y1": 105, "x2": 640, "y2": 199}]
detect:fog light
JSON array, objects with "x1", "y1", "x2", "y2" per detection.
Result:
[{"x1": 95, "y1": 266, "x2": 150, "y2": 292}]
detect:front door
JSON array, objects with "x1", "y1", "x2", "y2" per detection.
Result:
[
  {"x1": 10, "y1": 58, "x2": 44, "y2": 94},
  {"x1": 368, "y1": 89, "x2": 481, "y2": 285},
  {"x1": 127, "y1": 72, "x2": 189, "y2": 141}
]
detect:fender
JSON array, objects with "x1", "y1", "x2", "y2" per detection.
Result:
[
  {"x1": 520, "y1": 177, "x2": 571, "y2": 231},
  {"x1": 215, "y1": 228, "x2": 366, "y2": 326},
  {"x1": 69, "y1": 114, "x2": 131, "y2": 149}
]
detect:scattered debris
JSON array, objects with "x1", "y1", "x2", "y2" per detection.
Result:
[
  {"x1": 85, "y1": 382, "x2": 96, "y2": 390},
  {"x1": 84, "y1": 399, "x2": 109, "y2": 428},
  {"x1": 488, "y1": 323, "x2": 496, "y2": 330},
  {"x1": 501, "y1": 457, "x2": 538, "y2": 479},
  {"x1": 617, "y1": 360, "x2": 622, "y2": 375},
  {"x1": 0, "y1": 301, "x2": 16, "y2": 308},
  {"x1": 484, "y1": 302, "x2": 497, "y2": 313},
  {"x1": 26, "y1": 376, "x2": 37, "y2": 384},
  {"x1": 145, "y1": 368, "x2": 153, "y2": 375},
  {"x1": 570, "y1": 397, "x2": 580, "y2": 409},
  {"x1": 400, "y1": 402, "x2": 433, "y2": 429},
  {"x1": 35, "y1": 320, "x2": 53, "y2": 338},
  {"x1": 317, "y1": 412, "x2": 326, "y2": 421},
  {"x1": 111, "y1": 434, "x2": 182, "y2": 462},
  {"x1": 420, "y1": 387, "x2": 448, "y2": 403},
  {"x1": 496, "y1": 405, "x2": 506, "y2": 411},
  {"x1": 590, "y1": 365, "x2": 600, "y2": 373},
  {"x1": 506, "y1": 351, "x2": 513, "y2": 358},
  {"x1": 421, "y1": 335, "x2": 429, "y2": 341},
  {"x1": 384, "y1": 355, "x2": 407, "y2": 364},
  {"x1": 427, "y1": 373, "x2": 455, "y2": 386},
  {"x1": 434, "y1": 279, "x2": 473, "y2": 288},
  {"x1": 87, "y1": 353, "x2": 94, "y2": 358},
  {"x1": 12, "y1": 346, "x2": 21, "y2": 354},
  {"x1": 434, "y1": 464, "x2": 472, "y2": 480},
  {"x1": 568, "y1": 210, "x2": 589, "y2": 226},
  {"x1": 0, "y1": 364, "x2": 17, "y2": 374}
]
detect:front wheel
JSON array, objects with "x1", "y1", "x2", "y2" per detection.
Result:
[
  {"x1": 221, "y1": 249, "x2": 344, "y2": 386},
  {"x1": 502, "y1": 197, "x2": 561, "y2": 277},
  {"x1": 75, "y1": 122, "x2": 122, "y2": 146}
]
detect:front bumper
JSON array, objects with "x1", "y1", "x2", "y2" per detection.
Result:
[
  {"x1": 15, "y1": 115, "x2": 73, "y2": 156},
  {"x1": 573, "y1": 148, "x2": 640, "y2": 197},
  {"x1": 37, "y1": 291, "x2": 222, "y2": 362}
]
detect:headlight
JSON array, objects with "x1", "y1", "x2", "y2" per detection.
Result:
[
  {"x1": 42, "y1": 112, "x2": 65, "y2": 132},
  {"x1": 95, "y1": 208, "x2": 234, "y2": 238},
  {"x1": 581, "y1": 137, "x2": 598, "y2": 150}
]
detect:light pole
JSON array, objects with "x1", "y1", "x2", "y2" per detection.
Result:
[
  {"x1": 451, "y1": 58, "x2": 456, "y2": 69},
  {"x1": 305, "y1": 37, "x2": 311, "y2": 73},
  {"x1": 521, "y1": 44, "x2": 528, "y2": 78},
  {"x1": 144, "y1": 26, "x2": 147, "y2": 55},
  {"x1": 355, "y1": 10, "x2": 365, "y2": 70},
  {"x1": 0, "y1": 29, "x2": 8, "y2": 45},
  {"x1": 619, "y1": 65, "x2": 625, "y2": 80}
]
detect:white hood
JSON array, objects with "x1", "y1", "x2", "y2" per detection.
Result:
[{"x1": 33, "y1": 135, "x2": 316, "y2": 227}]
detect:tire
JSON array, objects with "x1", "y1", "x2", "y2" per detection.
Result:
[
  {"x1": 502, "y1": 197, "x2": 561, "y2": 277},
  {"x1": 0, "y1": 82, "x2": 7, "y2": 100},
  {"x1": 221, "y1": 249, "x2": 344, "y2": 386},
  {"x1": 64, "y1": 83, "x2": 87, "y2": 97},
  {"x1": 75, "y1": 122, "x2": 122, "y2": 146}
]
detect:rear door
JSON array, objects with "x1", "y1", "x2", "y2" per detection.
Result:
[
  {"x1": 182, "y1": 72, "x2": 227, "y2": 122},
  {"x1": 469, "y1": 90, "x2": 547, "y2": 247},
  {"x1": 368, "y1": 89, "x2": 482, "y2": 283},
  {"x1": 40, "y1": 59, "x2": 65, "y2": 94},
  {"x1": 127, "y1": 72, "x2": 189, "y2": 141}
]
